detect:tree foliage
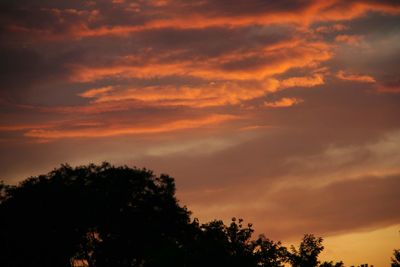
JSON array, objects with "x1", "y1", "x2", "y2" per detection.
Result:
[
  {"x1": 392, "y1": 249, "x2": 400, "y2": 267},
  {"x1": 0, "y1": 163, "x2": 190, "y2": 267},
  {"x1": 289, "y1": 234, "x2": 324, "y2": 267},
  {"x1": 251, "y1": 234, "x2": 288, "y2": 267},
  {"x1": 0, "y1": 163, "x2": 343, "y2": 267}
]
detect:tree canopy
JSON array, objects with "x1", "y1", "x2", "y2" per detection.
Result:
[
  {"x1": 0, "y1": 163, "x2": 191, "y2": 267},
  {"x1": 0, "y1": 162, "x2": 370, "y2": 267}
]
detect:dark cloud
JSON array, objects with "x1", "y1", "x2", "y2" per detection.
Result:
[
  {"x1": 264, "y1": 174, "x2": 400, "y2": 239},
  {"x1": 130, "y1": 25, "x2": 294, "y2": 59},
  {"x1": 0, "y1": 45, "x2": 81, "y2": 103},
  {"x1": 181, "y1": 0, "x2": 314, "y2": 17}
]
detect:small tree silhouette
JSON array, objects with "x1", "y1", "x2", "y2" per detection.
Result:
[
  {"x1": 289, "y1": 234, "x2": 324, "y2": 267},
  {"x1": 251, "y1": 234, "x2": 288, "y2": 267},
  {"x1": 319, "y1": 261, "x2": 344, "y2": 267}
]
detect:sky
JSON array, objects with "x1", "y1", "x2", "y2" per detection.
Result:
[{"x1": 0, "y1": 0, "x2": 400, "y2": 265}]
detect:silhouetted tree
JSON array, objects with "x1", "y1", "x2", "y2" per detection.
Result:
[
  {"x1": 289, "y1": 234, "x2": 324, "y2": 267},
  {"x1": 0, "y1": 162, "x2": 345, "y2": 267},
  {"x1": 0, "y1": 180, "x2": 6, "y2": 201},
  {"x1": 392, "y1": 249, "x2": 400, "y2": 267},
  {"x1": 184, "y1": 217, "x2": 256, "y2": 267},
  {"x1": 251, "y1": 234, "x2": 289, "y2": 267},
  {"x1": 320, "y1": 261, "x2": 344, "y2": 267},
  {"x1": 0, "y1": 163, "x2": 191, "y2": 267}
]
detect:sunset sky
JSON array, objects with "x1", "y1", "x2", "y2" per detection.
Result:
[{"x1": 1, "y1": 0, "x2": 400, "y2": 265}]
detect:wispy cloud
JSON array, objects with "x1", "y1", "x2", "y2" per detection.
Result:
[
  {"x1": 336, "y1": 70, "x2": 376, "y2": 83},
  {"x1": 335, "y1": 34, "x2": 364, "y2": 46},
  {"x1": 264, "y1": 97, "x2": 303, "y2": 108},
  {"x1": 24, "y1": 114, "x2": 239, "y2": 140}
]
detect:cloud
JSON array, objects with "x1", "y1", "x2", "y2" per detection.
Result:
[
  {"x1": 279, "y1": 74, "x2": 324, "y2": 89},
  {"x1": 68, "y1": 41, "x2": 332, "y2": 84},
  {"x1": 377, "y1": 80, "x2": 400, "y2": 93},
  {"x1": 335, "y1": 34, "x2": 364, "y2": 46},
  {"x1": 177, "y1": 130, "x2": 400, "y2": 240},
  {"x1": 2, "y1": 0, "x2": 399, "y2": 41},
  {"x1": 0, "y1": 46, "x2": 72, "y2": 100},
  {"x1": 263, "y1": 174, "x2": 400, "y2": 238},
  {"x1": 336, "y1": 70, "x2": 376, "y2": 83},
  {"x1": 23, "y1": 114, "x2": 239, "y2": 140},
  {"x1": 264, "y1": 97, "x2": 303, "y2": 108},
  {"x1": 76, "y1": 80, "x2": 280, "y2": 108},
  {"x1": 78, "y1": 86, "x2": 114, "y2": 98},
  {"x1": 315, "y1": 23, "x2": 348, "y2": 33}
]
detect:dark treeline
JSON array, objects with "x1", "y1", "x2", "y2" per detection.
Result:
[{"x1": 0, "y1": 163, "x2": 397, "y2": 267}]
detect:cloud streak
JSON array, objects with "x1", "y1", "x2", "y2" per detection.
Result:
[
  {"x1": 336, "y1": 70, "x2": 376, "y2": 83},
  {"x1": 264, "y1": 97, "x2": 303, "y2": 108},
  {"x1": 23, "y1": 114, "x2": 238, "y2": 140}
]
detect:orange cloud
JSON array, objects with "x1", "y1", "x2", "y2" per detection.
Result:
[
  {"x1": 70, "y1": 63, "x2": 189, "y2": 82},
  {"x1": 24, "y1": 114, "x2": 238, "y2": 140},
  {"x1": 69, "y1": 1, "x2": 400, "y2": 38},
  {"x1": 279, "y1": 74, "x2": 324, "y2": 89},
  {"x1": 70, "y1": 41, "x2": 332, "y2": 83},
  {"x1": 77, "y1": 79, "x2": 279, "y2": 108},
  {"x1": 64, "y1": 40, "x2": 331, "y2": 112},
  {"x1": 306, "y1": 1, "x2": 400, "y2": 24},
  {"x1": 376, "y1": 81, "x2": 400, "y2": 93},
  {"x1": 335, "y1": 34, "x2": 363, "y2": 46},
  {"x1": 336, "y1": 71, "x2": 376, "y2": 83},
  {"x1": 0, "y1": 120, "x2": 104, "y2": 132},
  {"x1": 78, "y1": 86, "x2": 114, "y2": 98},
  {"x1": 38, "y1": 100, "x2": 139, "y2": 114},
  {"x1": 0, "y1": 124, "x2": 52, "y2": 132},
  {"x1": 4, "y1": 0, "x2": 399, "y2": 43},
  {"x1": 264, "y1": 97, "x2": 303, "y2": 108},
  {"x1": 315, "y1": 24, "x2": 347, "y2": 33}
]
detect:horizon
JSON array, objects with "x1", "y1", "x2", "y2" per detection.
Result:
[{"x1": 1, "y1": 0, "x2": 400, "y2": 266}]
